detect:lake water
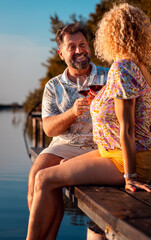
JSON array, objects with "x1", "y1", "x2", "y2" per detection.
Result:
[{"x1": 0, "y1": 110, "x2": 89, "y2": 240}]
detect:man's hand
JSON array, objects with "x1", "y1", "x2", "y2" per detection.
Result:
[
  {"x1": 72, "y1": 97, "x2": 90, "y2": 116},
  {"x1": 43, "y1": 97, "x2": 90, "y2": 137}
]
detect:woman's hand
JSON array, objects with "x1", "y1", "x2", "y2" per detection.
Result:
[
  {"x1": 87, "y1": 89, "x2": 97, "y2": 104},
  {"x1": 125, "y1": 178, "x2": 151, "y2": 192}
]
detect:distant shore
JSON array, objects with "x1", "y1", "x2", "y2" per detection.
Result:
[{"x1": 0, "y1": 103, "x2": 23, "y2": 110}]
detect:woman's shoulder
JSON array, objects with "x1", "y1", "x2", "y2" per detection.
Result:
[
  {"x1": 110, "y1": 59, "x2": 147, "y2": 84},
  {"x1": 111, "y1": 59, "x2": 137, "y2": 72},
  {"x1": 107, "y1": 59, "x2": 149, "y2": 99},
  {"x1": 109, "y1": 59, "x2": 136, "y2": 81}
]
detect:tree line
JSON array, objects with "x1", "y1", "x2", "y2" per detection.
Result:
[{"x1": 23, "y1": 0, "x2": 151, "y2": 113}]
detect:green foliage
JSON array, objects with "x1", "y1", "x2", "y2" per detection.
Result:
[
  {"x1": 40, "y1": 49, "x2": 66, "y2": 88},
  {"x1": 23, "y1": 0, "x2": 151, "y2": 113},
  {"x1": 23, "y1": 88, "x2": 44, "y2": 113}
]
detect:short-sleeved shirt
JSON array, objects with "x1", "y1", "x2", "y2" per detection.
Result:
[
  {"x1": 91, "y1": 59, "x2": 151, "y2": 151},
  {"x1": 42, "y1": 62, "x2": 109, "y2": 147}
]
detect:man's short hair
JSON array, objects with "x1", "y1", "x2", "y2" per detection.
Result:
[{"x1": 56, "y1": 22, "x2": 88, "y2": 47}]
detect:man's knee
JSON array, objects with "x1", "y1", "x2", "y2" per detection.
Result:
[
  {"x1": 34, "y1": 169, "x2": 50, "y2": 193},
  {"x1": 34, "y1": 167, "x2": 59, "y2": 193}
]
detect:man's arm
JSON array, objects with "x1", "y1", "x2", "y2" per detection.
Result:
[{"x1": 43, "y1": 97, "x2": 90, "y2": 137}]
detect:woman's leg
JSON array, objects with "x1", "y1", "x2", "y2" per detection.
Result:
[{"x1": 26, "y1": 149, "x2": 124, "y2": 240}]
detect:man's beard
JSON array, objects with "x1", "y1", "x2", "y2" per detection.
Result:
[{"x1": 70, "y1": 53, "x2": 90, "y2": 70}]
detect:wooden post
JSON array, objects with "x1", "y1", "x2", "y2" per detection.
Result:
[
  {"x1": 32, "y1": 118, "x2": 38, "y2": 148},
  {"x1": 39, "y1": 120, "x2": 45, "y2": 148}
]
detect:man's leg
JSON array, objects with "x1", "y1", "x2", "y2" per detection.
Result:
[
  {"x1": 27, "y1": 153, "x2": 62, "y2": 210},
  {"x1": 45, "y1": 188, "x2": 64, "y2": 240},
  {"x1": 27, "y1": 153, "x2": 64, "y2": 240}
]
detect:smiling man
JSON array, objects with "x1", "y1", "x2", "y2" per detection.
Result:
[
  {"x1": 27, "y1": 23, "x2": 109, "y2": 239},
  {"x1": 57, "y1": 26, "x2": 91, "y2": 72}
]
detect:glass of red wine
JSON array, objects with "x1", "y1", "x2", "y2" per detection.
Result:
[
  {"x1": 88, "y1": 74, "x2": 104, "y2": 93},
  {"x1": 77, "y1": 75, "x2": 90, "y2": 97}
]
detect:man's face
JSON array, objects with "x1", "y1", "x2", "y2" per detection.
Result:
[{"x1": 58, "y1": 32, "x2": 91, "y2": 70}]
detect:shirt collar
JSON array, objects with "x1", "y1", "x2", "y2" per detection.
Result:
[{"x1": 61, "y1": 62, "x2": 97, "y2": 85}]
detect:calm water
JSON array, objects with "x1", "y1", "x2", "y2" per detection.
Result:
[{"x1": 0, "y1": 110, "x2": 89, "y2": 240}]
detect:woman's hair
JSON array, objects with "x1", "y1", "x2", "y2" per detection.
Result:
[
  {"x1": 94, "y1": 3, "x2": 151, "y2": 66},
  {"x1": 56, "y1": 23, "x2": 88, "y2": 47}
]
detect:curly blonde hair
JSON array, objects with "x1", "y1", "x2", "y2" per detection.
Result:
[{"x1": 94, "y1": 3, "x2": 151, "y2": 66}]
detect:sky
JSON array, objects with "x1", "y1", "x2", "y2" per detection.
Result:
[{"x1": 0, "y1": 0, "x2": 101, "y2": 104}]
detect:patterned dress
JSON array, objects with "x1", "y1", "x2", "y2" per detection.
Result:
[{"x1": 91, "y1": 59, "x2": 151, "y2": 152}]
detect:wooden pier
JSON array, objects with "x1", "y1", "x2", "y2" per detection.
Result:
[{"x1": 28, "y1": 112, "x2": 151, "y2": 240}]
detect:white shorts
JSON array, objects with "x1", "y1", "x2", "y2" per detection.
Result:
[{"x1": 40, "y1": 144, "x2": 95, "y2": 159}]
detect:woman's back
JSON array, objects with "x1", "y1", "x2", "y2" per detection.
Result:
[{"x1": 91, "y1": 59, "x2": 151, "y2": 151}]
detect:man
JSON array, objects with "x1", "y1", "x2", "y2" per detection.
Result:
[{"x1": 27, "y1": 22, "x2": 109, "y2": 239}]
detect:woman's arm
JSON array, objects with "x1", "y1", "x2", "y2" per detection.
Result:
[
  {"x1": 114, "y1": 98, "x2": 151, "y2": 192},
  {"x1": 114, "y1": 98, "x2": 136, "y2": 174}
]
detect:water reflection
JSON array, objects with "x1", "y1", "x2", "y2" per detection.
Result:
[
  {"x1": 0, "y1": 110, "x2": 31, "y2": 240},
  {"x1": 0, "y1": 110, "x2": 31, "y2": 175},
  {"x1": 11, "y1": 110, "x2": 22, "y2": 127},
  {"x1": 64, "y1": 195, "x2": 86, "y2": 226},
  {"x1": 0, "y1": 110, "x2": 89, "y2": 240}
]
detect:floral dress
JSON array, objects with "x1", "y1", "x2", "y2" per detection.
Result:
[{"x1": 90, "y1": 59, "x2": 151, "y2": 151}]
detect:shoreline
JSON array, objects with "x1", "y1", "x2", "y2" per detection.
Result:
[{"x1": 0, "y1": 104, "x2": 23, "y2": 110}]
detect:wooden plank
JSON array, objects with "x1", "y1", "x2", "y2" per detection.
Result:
[
  {"x1": 121, "y1": 188, "x2": 151, "y2": 207},
  {"x1": 30, "y1": 112, "x2": 41, "y2": 118},
  {"x1": 29, "y1": 147, "x2": 43, "y2": 162},
  {"x1": 116, "y1": 218, "x2": 151, "y2": 240},
  {"x1": 30, "y1": 147, "x2": 43, "y2": 156},
  {"x1": 73, "y1": 186, "x2": 151, "y2": 240}
]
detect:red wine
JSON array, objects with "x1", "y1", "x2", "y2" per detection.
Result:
[
  {"x1": 89, "y1": 85, "x2": 103, "y2": 92},
  {"x1": 78, "y1": 89, "x2": 89, "y2": 96}
]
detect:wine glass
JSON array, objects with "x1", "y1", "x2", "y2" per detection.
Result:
[
  {"x1": 77, "y1": 75, "x2": 90, "y2": 97},
  {"x1": 88, "y1": 74, "x2": 104, "y2": 92}
]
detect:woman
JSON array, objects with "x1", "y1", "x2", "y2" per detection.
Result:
[
  {"x1": 26, "y1": 4, "x2": 151, "y2": 240},
  {"x1": 93, "y1": 3, "x2": 151, "y2": 191}
]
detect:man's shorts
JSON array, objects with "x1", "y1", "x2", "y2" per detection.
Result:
[
  {"x1": 98, "y1": 146, "x2": 151, "y2": 184},
  {"x1": 40, "y1": 143, "x2": 95, "y2": 160}
]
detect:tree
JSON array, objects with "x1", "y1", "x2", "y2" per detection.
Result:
[
  {"x1": 23, "y1": 0, "x2": 151, "y2": 113},
  {"x1": 23, "y1": 88, "x2": 43, "y2": 113}
]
